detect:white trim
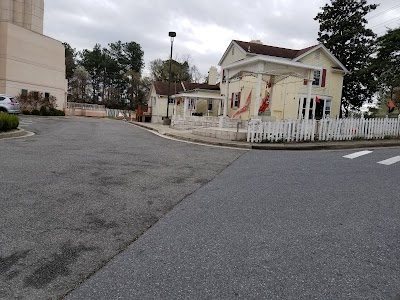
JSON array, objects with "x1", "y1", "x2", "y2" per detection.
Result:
[
  {"x1": 223, "y1": 55, "x2": 322, "y2": 74},
  {"x1": 171, "y1": 93, "x2": 224, "y2": 100},
  {"x1": 218, "y1": 41, "x2": 248, "y2": 66},
  {"x1": 294, "y1": 44, "x2": 349, "y2": 73}
]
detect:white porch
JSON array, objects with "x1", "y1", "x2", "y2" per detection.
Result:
[
  {"x1": 221, "y1": 55, "x2": 322, "y2": 127},
  {"x1": 171, "y1": 92, "x2": 225, "y2": 118}
]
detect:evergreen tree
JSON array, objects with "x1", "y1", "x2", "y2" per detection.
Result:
[
  {"x1": 63, "y1": 42, "x2": 77, "y2": 80},
  {"x1": 150, "y1": 58, "x2": 192, "y2": 82},
  {"x1": 314, "y1": 0, "x2": 378, "y2": 115},
  {"x1": 372, "y1": 27, "x2": 400, "y2": 104}
]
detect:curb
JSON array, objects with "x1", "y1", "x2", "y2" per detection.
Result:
[
  {"x1": 0, "y1": 129, "x2": 34, "y2": 140},
  {"x1": 130, "y1": 122, "x2": 400, "y2": 151},
  {"x1": 164, "y1": 132, "x2": 252, "y2": 149},
  {"x1": 251, "y1": 141, "x2": 400, "y2": 151}
]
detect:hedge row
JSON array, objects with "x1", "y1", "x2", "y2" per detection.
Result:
[
  {"x1": 0, "y1": 113, "x2": 19, "y2": 132},
  {"x1": 22, "y1": 106, "x2": 65, "y2": 116}
]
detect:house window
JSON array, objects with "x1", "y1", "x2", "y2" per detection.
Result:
[
  {"x1": 231, "y1": 92, "x2": 241, "y2": 108},
  {"x1": 21, "y1": 89, "x2": 28, "y2": 100},
  {"x1": 188, "y1": 98, "x2": 196, "y2": 110},
  {"x1": 300, "y1": 97, "x2": 332, "y2": 119},
  {"x1": 300, "y1": 97, "x2": 314, "y2": 119},
  {"x1": 45, "y1": 92, "x2": 50, "y2": 99},
  {"x1": 325, "y1": 99, "x2": 331, "y2": 117},
  {"x1": 208, "y1": 99, "x2": 213, "y2": 111},
  {"x1": 313, "y1": 71, "x2": 321, "y2": 86}
]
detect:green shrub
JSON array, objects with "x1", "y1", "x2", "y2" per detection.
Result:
[
  {"x1": 31, "y1": 109, "x2": 40, "y2": 115},
  {"x1": 0, "y1": 113, "x2": 19, "y2": 132},
  {"x1": 39, "y1": 106, "x2": 49, "y2": 116},
  {"x1": 48, "y1": 107, "x2": 65, "y2": 116},
  {"x1": 22, "y1": 110, "x2": 31, "y2": 115}
]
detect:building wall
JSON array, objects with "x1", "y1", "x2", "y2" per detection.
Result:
[
  {"x1": 148, "y1": 86, "x2": 173, "y2": 123},
  {"x1": 219, "y1": 47, "x2": 345, "y2": 121},
  {"x1": 0, "y1": 0, "x2": 44, "y2": 34},
  {"x1": 0, "y1": 21, "x2": 67, "y2": 109},
  {"x1": 297, "y1": 49, "x2": 344, "y2": 118}
]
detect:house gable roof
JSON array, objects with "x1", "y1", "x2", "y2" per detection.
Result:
[
  {"x1": 154, "y1": 81, "x2": 184, "y2": 96},
  {"x1": 218, "y1": 40, "x2": 248, "y2": 66},
  {"x1": 219, "y1": 40, "x2": 348, "y2": 73},
  {"x1": 234, "y1": 40, "x2": 308, "y2": 59},
  {"x1": 293, "y1": 44, "x2": 349, "y2": 73}
]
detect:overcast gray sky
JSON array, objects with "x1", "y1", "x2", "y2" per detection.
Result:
[{"x1": 44, "y1": 0, "x2": 400, "y2": 76}]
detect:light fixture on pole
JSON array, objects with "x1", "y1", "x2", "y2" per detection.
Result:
[{"x1": 163, "y1": 31, "x2": 176, "y2": 126}]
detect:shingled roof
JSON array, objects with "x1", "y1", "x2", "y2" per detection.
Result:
[
  {"x1": 234, "y1": 40, "x2": 318, "y2": 60},
  {"x1": 154, "y1": 81, "x2": 219, "y2": 96}
]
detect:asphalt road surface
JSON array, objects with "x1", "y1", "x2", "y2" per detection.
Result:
[
  {"x1": 67, "y1": 145, "x2": 400, "y2": 299},
  {"x1": 0, "y1": 116, "x2": 244, "y2": 299}
]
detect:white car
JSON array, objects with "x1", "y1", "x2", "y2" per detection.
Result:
[{"x1": 0, "y1": 94, "x2": 20, "y2": 114}]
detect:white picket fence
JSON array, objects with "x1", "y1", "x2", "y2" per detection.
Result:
[
  {"x1": 247, "y1": 116, "x2": 400, "y2": 143},
  {"x1": 106, "y1": 109, "x2": 134, "y2": 119}
]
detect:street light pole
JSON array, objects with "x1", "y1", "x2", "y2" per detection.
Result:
[{"x1": 164, "y1": 31, "x2": 176, "y2": 126}]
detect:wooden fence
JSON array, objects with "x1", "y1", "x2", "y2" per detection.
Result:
[{"x1": 247, "y1": 116, "x2": 400, "y2": 143}]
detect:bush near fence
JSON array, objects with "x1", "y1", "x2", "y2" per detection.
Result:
[
  {"x1": 247, "y1": 116, "x2": 400, "y2": 143},
  {"x1": 0, "y1": 113, "x2": 19, "y2": 132}
]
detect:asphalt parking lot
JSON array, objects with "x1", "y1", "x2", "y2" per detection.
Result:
[{"x1": 0, "y1": 116, "x2": 244, "y2": 299}]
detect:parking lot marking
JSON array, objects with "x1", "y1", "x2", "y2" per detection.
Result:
[
  {"x1": 343, "y1": 150, "x2": 373, "y2": 159},
  {"x1": 377, "y1": 156, "x2": 400, "y2": 166}
]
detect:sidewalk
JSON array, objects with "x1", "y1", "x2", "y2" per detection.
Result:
[{"x1": 130, "y1": 121, "x2": 400, "y2": 150}]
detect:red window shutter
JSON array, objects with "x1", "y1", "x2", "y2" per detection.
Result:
[
  {"x1": 231, "y1": 93, "x2": 234, "y2": 108},
  {"x1": 321, "y1": 69, "x2": 327, "y2": 87},
  {"x1": 238, "y1": 92, "x2": 241, "y2": 107}
]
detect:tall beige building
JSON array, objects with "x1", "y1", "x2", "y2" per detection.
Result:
[
  {"x1": 0, "y1": 0, "x2": 44, "y2": 33},
  {"x1": 0, "y1": 0, "x2": 67, "y2": 109}
]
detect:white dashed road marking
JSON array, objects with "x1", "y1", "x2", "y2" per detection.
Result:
[
  {"x1": 377, "y1": 156, "x2": 400, "y2": 166},
  {"x1": 343, "y1": 150, "x2": 373, "y2": 159}
]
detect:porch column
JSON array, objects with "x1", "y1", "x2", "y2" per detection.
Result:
[
  {"x1": 223, "y1": 70, "x2": 229, "y2": 117},
  {"x1": 184, "y1": 97, "x2": 188, "y2": 118},
  {"x1": 220, "y1": 70, "x2": 230, "y2": 128},
  {"x1": 298, "y1": 97, "x2": 304, "y2": 119},
  {"x1": 305, "y1": 70, "x2": 313, "y2": 120},
  {"x1": 217, "y1": 99, "x2": 222, "y2": 116},
  {"x1": 268, "y1": 75, "x2": 275, "y2": 116},
  {"x1": 312, "y1": 96, "x2": 317, "y2": 120},
  {"x1": 253, "y1": 73, "x2": 263, "y2": 118},
  {"x1": 173, "y1": 98, "x2": 177, "y2": 116}
]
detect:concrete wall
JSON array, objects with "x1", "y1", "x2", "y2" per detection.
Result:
[
  {"x1": 0, "y1": 21, "x2": 67, "y2": 109},
  {"x1": 0, "y1": 0, "x2": 44, "y2": 34}
]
